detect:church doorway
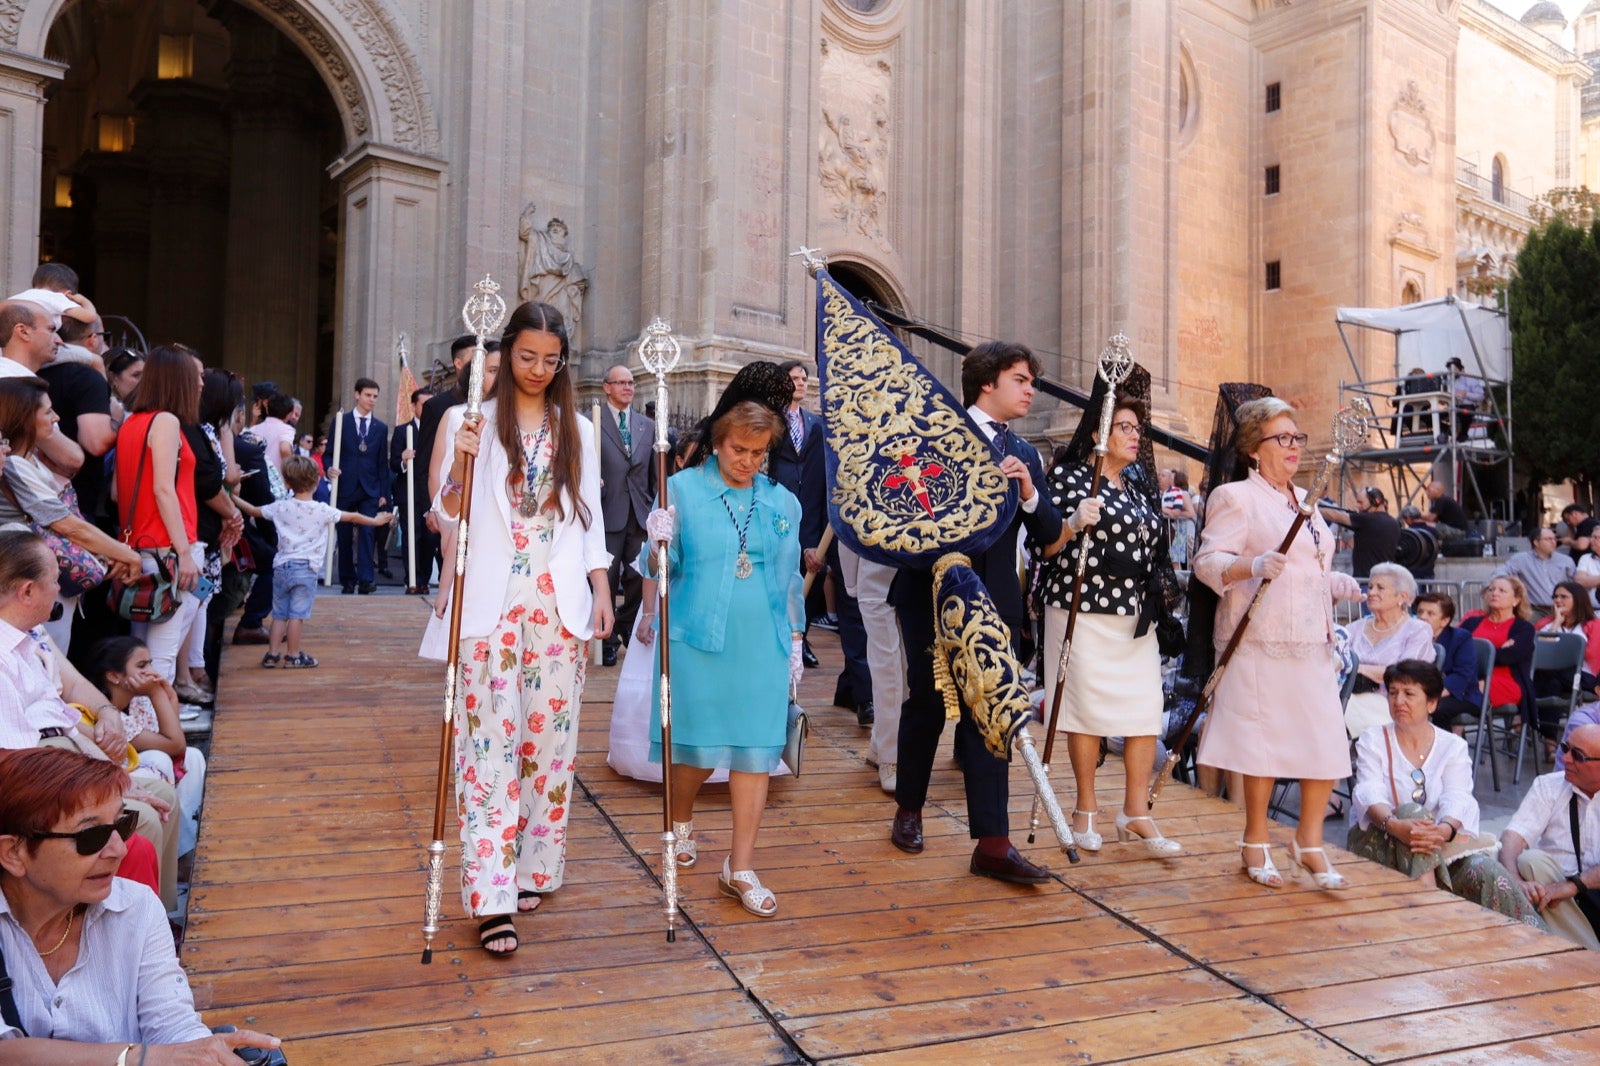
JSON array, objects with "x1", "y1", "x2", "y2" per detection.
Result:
[{"x1": 39, "y1": 0, "x2": 344, "y2": 421}]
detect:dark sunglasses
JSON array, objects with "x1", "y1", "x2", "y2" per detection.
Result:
[
  {"x1": 32, "y1": 809, "x2": 139, "y2": 856},
  {"x1": 1561, "y1": 742, "x2": 1599, "y2": 766}
]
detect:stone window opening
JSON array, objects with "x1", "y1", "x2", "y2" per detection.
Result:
[
  {"x1": 1491, "y1": 155, "x2": 1507, "y2": 204},
  {"x1": 1265, "y1": 260, "x2": 1282, "y2": 291},
  {"x1": 1265, "y1": 81, "x2": 1281, "y2": 113},
  {"x1": 1265, "y1": 164, "x2": 1280, "y2": 196}
]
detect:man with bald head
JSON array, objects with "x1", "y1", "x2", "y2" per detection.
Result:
[
  {"x1": 598, "y1": 362, "x2": 655, "y2": 665},
  {"x1": 1501, "y1": 722, "x2": 1600, "y2": 949},
  {"x1": 0, "y1": 300, "x2": 84, "y2": 479}
]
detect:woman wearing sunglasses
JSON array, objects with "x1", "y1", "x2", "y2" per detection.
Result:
[
  {"x1": 0, "y1": 747, "x2": 282, "y2": 1062},
  {"x1": 1346, "y1": 660, "x2": 1543, "y2": 925}
]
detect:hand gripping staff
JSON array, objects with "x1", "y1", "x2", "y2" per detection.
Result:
[
  {"x1": 638, "y1": 318, "x2": 684, "y2": 942},
  {"x1": 1149, "y1": 399, "x2": 1372, "y2": 807},
  {"x1": 420, "y1": 276, "x2": 507, "y2": 964},
  {"x1": 1027, "y1": 334, "x2": 1134, "y2": 845}
]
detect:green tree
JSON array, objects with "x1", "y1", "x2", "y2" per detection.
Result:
[{"x1": 1507, "y1": 216, "x2": 1600, "y2": 500}]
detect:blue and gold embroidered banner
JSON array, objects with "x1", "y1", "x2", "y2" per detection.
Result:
[{"x1": 813, "y1": 268, "x2": 1018, "y2": 570}]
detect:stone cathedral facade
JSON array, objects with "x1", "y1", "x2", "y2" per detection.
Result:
[{"x1": 0, "y1": 0, "x2": 1592, "y2": 456}]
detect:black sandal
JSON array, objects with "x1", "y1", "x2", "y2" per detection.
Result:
[
  {"x1": 517, "y1": 890, "x2": 542, "y2": 913},
  {"x1": 478, "y1": 915, "x2": 518, "y2": 956}
]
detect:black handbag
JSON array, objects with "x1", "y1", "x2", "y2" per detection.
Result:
[{"x1": 782, "y1": 686, "x2": 808, "y2": 776}]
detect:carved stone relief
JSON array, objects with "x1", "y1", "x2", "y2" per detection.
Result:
[
  {"x1": 1388, "y1": 80, "x2": 1435, "y2": 172},
  {"x1": 0, "y1": 2, "x2": 22, "y2": 47},
  {"x1": 819, "y1": 36, "x2": 891, "y2": 248},
  {"x1": 518, "y1": 204, "x2": 589, "y2": 338}
]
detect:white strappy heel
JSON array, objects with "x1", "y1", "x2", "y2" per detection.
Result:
[
  {"x1": 1289, "y1": 841, "x2": 1349, "y2": 890},
  {"x1": 1071, "y1": 810, "x2": 1104, "y2": 852},
  {"x1": 1239, "y1": 840, "x2": 1283, "y2": 888},
  {"x1": 1116, "y1": 812, "x2": 1183, "y2": 857}
]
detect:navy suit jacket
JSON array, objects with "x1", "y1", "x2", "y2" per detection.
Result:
[
  {"x1": 1437, "y1": 623, "x2": 1480, "y2": 705},
  {"x1": 890, "y1": 431, "x2": 1063, "y2": 627},
  {"x1": 769, "y1": 407, "x2": 826, "y2": 551},
  {"x1": 324, "y1": 410, "x2": 390, "y2": 503}
]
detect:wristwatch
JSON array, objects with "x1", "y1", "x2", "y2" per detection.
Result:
[{"x1": 1569, "y1": 874, "x2": 1587, "y2": 894}]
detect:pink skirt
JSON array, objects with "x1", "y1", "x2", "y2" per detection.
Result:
[{"x1": 1196, "y1": 641, "x2": 1352, "y2": 780}]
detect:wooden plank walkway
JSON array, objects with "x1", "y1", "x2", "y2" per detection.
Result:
[{"x1": 181, "y1": 596, "x2": 1600, "y2": 1064}]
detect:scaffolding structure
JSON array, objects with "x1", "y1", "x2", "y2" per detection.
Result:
[{"x1": 1334, "y1": 295, "x2": 1515, "y2": 540}]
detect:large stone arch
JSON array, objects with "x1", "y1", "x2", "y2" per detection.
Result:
[{"x1": 9, "y1": 0, "x2": 437, "y2": 156}]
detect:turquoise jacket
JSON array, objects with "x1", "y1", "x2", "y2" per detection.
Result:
[{"x1": 639, "y1": 458, "x2": 805, "y2": 656}]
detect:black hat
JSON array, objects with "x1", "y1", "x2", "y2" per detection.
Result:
[{"x1": 1445, "y1": 357, "x2": 1465, "y2": 370}]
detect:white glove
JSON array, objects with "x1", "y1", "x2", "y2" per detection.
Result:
[
  {"x1": 1069, "y1": 496, "x2": 1103, "y2": 532},
  {"x1": 1329, "y1": 572, "x2": 1365, "y2": 602},
  {"x1": 789, "y1": 636, "x2": 804, "y2": 688},
  {"x1": 1250, "y1": 551, "x2": 1287, "y2": 580},
  {"x1": 646, "y1": 506, "x2": 676, "y2": 547}
]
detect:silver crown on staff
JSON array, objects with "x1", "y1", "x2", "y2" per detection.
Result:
[
  {"x1": 637, "y1": 317, "x2": 682, "y2": 378},
  {"x1": 461, "y1": 275, "x2": 508, "y2": 339},
  {"x1": 1331, "y1": 397, "x2": 1372, "y2": 457},
  {"x1": 1098, "y1": 331, "x2": 1135, "y2": 388}
]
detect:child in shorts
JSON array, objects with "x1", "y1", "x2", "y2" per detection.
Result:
[{"x1": 236, "y1": 455, "x2": 393, "y2": 668}]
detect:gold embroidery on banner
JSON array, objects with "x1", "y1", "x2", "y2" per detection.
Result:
[
  {"x1": 818, "y1": 276, "x2": 1011, "y2": 556},
  {"x1": 931, "y1": 553, "x2": 1033, "y2": 759}
]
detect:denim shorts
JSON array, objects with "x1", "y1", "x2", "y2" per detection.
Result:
[{"x1": 271, "y1": 560, "x2": 318, "y2": 621}]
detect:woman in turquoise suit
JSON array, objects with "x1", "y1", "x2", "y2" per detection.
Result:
[{"x1": 643, "y1": 399, "x2": 804, "y2": 918}]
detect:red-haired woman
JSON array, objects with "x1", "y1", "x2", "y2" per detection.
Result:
[
  {"x1": 114, "y1": 344, "x2": 206, "y2": 683},
  {"x1": 426, "y1": 302, "x2": 612, "y2": 955},
  {"x1": 0, "y1": 747, "x2": 280, "y2": 1060}
]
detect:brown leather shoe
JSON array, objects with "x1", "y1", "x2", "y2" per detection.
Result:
[
  {"x1": 232, "y1": 626, "x2": 270, "y2": 646},
  {"x1": 890, "y1": 808, "x2": 923, "y2": 853},
  {"x1": 969, "y1": 845, "x2": 1051, "y2": 884}
]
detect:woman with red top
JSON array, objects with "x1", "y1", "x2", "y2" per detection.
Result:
[
  {"x1": 115, "y1": 344, "x2": 205, "y2": 683},
  {"x1": 1460, "y1": 575, "x2": 1538, "y2": 736}
]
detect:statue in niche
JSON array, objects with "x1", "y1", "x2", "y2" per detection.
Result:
[
  {"x1": 818, "y1": 92, "x2": 889, "y2": 243},
  {"x1": 518, "y1": 205, "x2": 590, "y2": 336}
]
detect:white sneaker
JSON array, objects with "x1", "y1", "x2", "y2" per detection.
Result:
[{"x1": 878, "y1": 762, "x2": 897, "y2": 793}]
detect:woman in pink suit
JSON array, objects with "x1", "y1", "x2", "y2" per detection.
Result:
[{"x1": 1193, "y1": 397, "x2": 1365, "y2": 891}]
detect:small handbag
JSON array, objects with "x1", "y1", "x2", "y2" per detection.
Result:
[
  {"x1": 782, "y1": 683, "x2": 809, "y2": 776},
  {"x1": 0, "y1": 476, "x2": 107, "y2": 598}
]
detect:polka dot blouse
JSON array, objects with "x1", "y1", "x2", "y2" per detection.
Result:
[{"x1": 1040, "y1": 461, "x2": 1160, "y2": 616}]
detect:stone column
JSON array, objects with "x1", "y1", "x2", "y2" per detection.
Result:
[
  {"x1": 77, "y1": 152, "x2": 151, "y2": 328},
  {"x1": 0, "y1": 51, "x2": 65, "y2": 291},
  {"x1": 329, "y1": 143, "x2": 445, "y2": 415},
  {"x1": 217, "y1": 7, "x2": 328, "y2": 404}
]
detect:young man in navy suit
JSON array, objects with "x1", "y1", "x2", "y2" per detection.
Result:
[
  {"x1": 888, "y1": 341, "x2": 1064, "y2": 883},
  {"x1": 324, "y1": 377, "x2": 389, "y2": 593}
]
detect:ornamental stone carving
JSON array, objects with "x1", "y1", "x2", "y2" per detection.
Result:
[
  {"x1": 518, "y1": 204, "x2": 590, "y2": 338},
  {"x1": 818, "y1": 38, "x2": 892, "y2": 247},
  {"x1": 0, "y1": 2, "x2": 21, "y2": 47},
  {"x1": 1388, "y1": 80, "x2": 1435, "y2": 172}
]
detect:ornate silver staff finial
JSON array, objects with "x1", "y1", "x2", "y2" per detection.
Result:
[
  {"x1": 1331, "y1": 398, "x2": 1372, "y2": 458},
  {"x1": 789, "y1": 246, "x2": 828, "y2": 276},
  {"x1": 397, "y1": 331, "x2": 409, "y2": 364},
  {"x1": 460, "y1": 275, "x2": 508, "y2": 339},
  {"x1": 637, "y1": 317, "x2": 682, "y2": 379},
  {"x1": 1098, "y1": 332, "x2": 1135, "y2": 388}
]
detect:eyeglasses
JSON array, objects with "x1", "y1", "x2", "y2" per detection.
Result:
[
  {"x1": 1561, "y1": 742, "x2": 1599, "y2": 765},
  {"x1": 1265, "y1": 432, "x2": 1310, "y2": 448},
  {"x1": 1111, "y1": 421, "x2": 1142, "y2": 437},
  {"x1": 513, "y1": 354, "x2": 567, "y2": 373},
  {"x1": 31, "y1": 809, "x2": 139, "y2": 856},
  {"x1": 604, "y1": 379, "x2": 635, "y2": 387},
  {"x1": 1409, "y1": 767, "x2": 1427, "y2": 804}
]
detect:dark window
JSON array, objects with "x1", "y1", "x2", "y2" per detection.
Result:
[
  {"x1": 1265, "y1": 165, "x2": 1280, "y2": 195},
  {"x1": 1266, "y1": 82, "x2": 1281, "y2": 113},
  {"x1": 1265, "y1": 260, "x2": 1281, "y2": 291}
]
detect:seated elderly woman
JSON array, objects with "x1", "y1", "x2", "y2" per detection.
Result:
[
  {"x1": 0, "y1": 747, "x2": 281, "y2": 1063},
  {"x1": 1348, "y1": 660, "x2": 1544, "y2": 927},
  {"x1": 1342, "y1": 563, "x2": 1438, "y2": 738}
]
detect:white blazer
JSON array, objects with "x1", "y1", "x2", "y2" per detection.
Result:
[{"x1": 419, "y1": 399, "x2": 611, "y2": 660}]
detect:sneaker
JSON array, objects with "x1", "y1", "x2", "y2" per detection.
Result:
[
  {"x1": 878, "y1": 762, "x2": 897, "y2": 794},
  {"x1": 813, "y1": 613, "x2": 840, "y2": 632},
  {"x1": 283, "y1": 653, "x2": 319, "y2": 669}
]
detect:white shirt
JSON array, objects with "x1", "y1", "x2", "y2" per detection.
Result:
[
  {"x1": 0, "y1": 618, "x2": 78, "y2": 749},
  {"x1": 1350, "y1": 724, "x2": 1478, "y2": 833},
  {"x1": 6, "y1": 288, "x2": 75, "y2": 328},
  {"x1": 260, "y1": 498, "x2": 343, "y2": 566},
  {"x1": 966, "y1": 405, "x2": 1038, "y2": 514},
  {"x1": 1505, "y1": 771, "x2": 1600, "y2": 877},
  {"x1": 0, "y1": 879, "x2": 211, "y2": 1043},
  {"x1": 1578, "y1": 554, "x2": 1600, "y2": 608}
]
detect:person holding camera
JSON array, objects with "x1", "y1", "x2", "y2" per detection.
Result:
[{"x1": 0, "y1": 746, "x2": 284, "y2": 1063}]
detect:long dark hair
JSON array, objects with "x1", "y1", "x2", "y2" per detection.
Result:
[
  {"x1": 131, "y1": 343, "x2": 201, "y2": 425},
  {"x1": 491, "y1": 302, "x2": 590, "y2": 528},
  {"x1": 0, "y1": 376, "x2": 50, "y2": 455},
  {"x1": 87, "y1": 635, "x2": 146, "y2": 698}
]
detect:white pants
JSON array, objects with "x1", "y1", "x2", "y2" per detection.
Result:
[
  {"x1": 132, "y1": 544, "x2": 206, "y2": 683},
  {"x1": 837, "y1": 544, "x2": 904, "y2": 764},
  {"x1": 133, "y1": 748, "x2": 208, "y2": 857}
]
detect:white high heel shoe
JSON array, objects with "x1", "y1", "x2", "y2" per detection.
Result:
[
  {"x1": 1115, "y1": 812, "x2": 1183, "y2": 857},
  {"x1": 1289, "y1": 841, "x2": 1349, "y2": 890},
  {"x1": 1239, "y1": 840, "x2": 1283, "y2": 888},
  {"x1": 1071, "y1": 810, "x2": 1103, "y2": 852}
]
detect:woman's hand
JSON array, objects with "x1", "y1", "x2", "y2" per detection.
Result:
[
  {"x1": 1069, "y1": 496, "x2": 1102, "y2": 533},
  {"x1": 108, "y1": 543, "x2": 142, "y2": 584},
  {"x1": 145, "y1": 1028, "x2": 282, "y2": 1064},
  {"x1": 591, "y1": 597, "x2": 614, "y2": 641},
  {"x1": 1404, "y1": 819, "x2": 1451, "y2": 855},
  {"x1": 454, "y1": 420, "x2": 482, "y2": 464},
  {"x1": 1329, "y1": 572, "x2": 1365, "y2": 602},
  {"x1": 646, "y1": 506, "x2": 676, "y2": 548},
  {"x1": 635, "y1": 611, "x2": 657, "y2": 646},
  {"x1": 1250, "y1": 551, "x2": 1287, "y2": 580},
  {"x1": 174, "y1": 549, "x2": 200, "y2": 593}
]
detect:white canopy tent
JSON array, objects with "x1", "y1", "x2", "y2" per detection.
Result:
[{"x1": 1335, "y1": 294, "x2": 1510, "y2": 382}]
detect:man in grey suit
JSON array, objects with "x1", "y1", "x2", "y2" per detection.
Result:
[{"x1": 599, "y1": 364, "x2": 656, "y2": 665}]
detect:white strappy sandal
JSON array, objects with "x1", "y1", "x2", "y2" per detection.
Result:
[
  {"x1": 1071, "y1": 810, "x2": 1104, "y2": 852},
  {"x1": 670, "y1": 821, "x2": 697, "y2": 869},
  {"x1": 718, "y1": 857, "x2": 778, "y2": 917},
  {"x1": 1239, "y1": 840, "x2": 1283, "y2": 888},
  {"x1": 1290, "y1": 841, "x2": 1349, "y2": 890}
]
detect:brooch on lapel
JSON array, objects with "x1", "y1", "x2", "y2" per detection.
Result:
[{"x1": 772, "y1": 514, "x2": 791, "y2": 537}]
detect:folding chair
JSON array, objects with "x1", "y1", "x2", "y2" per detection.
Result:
[
  {"x1": 1464, "y1": 636, "x2": 1517, "y2": 793},
  {"x1": 1520, "y1": 631, "x2": 1589, "y2": 782}
]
